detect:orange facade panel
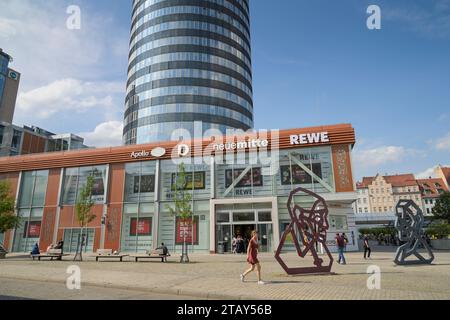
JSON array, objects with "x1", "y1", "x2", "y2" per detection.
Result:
[
  {"x1": 0, "y1": 124, "x2": 356, "y2": 173},
  {"x1": 45, "y1": 168, "x2": 61, "y2": 207},
  {"x1": 104, "y1": 205, "x2": 122, "y2": 251},
  {"x1": 332, "y1": 145, "x2": 355, "y2": 193},
  {"x1": 108, "y1": 164, "x2": 125, "y2": 204}
]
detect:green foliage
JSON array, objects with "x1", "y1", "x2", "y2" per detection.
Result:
[
  {"x1": 166, "y1": 163, "x2": 193, "y2": 222},
  {"x1": 432, "y1": 192, "x2": 450, "y2": 223},
  {"x1": 0, "y1": 180, "x2": 19, "y2": 234},
  {"x1": 426, "y1": 221, "x2": 450, "y2": 239},
  {"x1": 358, "y1": 227, "x2": 396, "y2": 237},
  {"x1": 75, "y1": 175, "x2": 96, "y2": 228}
]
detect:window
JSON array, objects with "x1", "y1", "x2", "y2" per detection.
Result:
[
  {"x1": 329, "y1": 215, "x2": 348, "y2": 230},
  {"x1": 12, "y1": 170, "x2": 49, "y2": 253},
  {"x1": 0, "y1": 125, "x2": 4, "y2": 145},
  {"x1": 358, "y1": 208, "x2": 362, "y2": 213},
  {"x1": 62, "y1": 166, "x2": 107, "y2": 205},
  {"x1": 11, "y1": 130, "x2": 22, "y2": 149},
  {"x1": 124, "y1": 162, "x2": 156, "y2": 202}
]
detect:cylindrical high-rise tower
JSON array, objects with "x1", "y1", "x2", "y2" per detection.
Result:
[{"x1": 123, "y1": 0, "x2": 253, "y2": 144}]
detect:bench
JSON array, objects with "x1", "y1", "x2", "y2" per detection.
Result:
[
  {"x1": 93, "y1": 249, "x2": 129, "y2": 262},
  {"x1": 31, "y1": 249, "x2": 69, "y2": 261},
  {"x1": 131, "y1": 249, "x2": 170, "y2": 263}
]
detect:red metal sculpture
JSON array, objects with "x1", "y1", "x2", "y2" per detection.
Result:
[{"x1": 275, "y1": 187, "x2": 334, "y2": 275}]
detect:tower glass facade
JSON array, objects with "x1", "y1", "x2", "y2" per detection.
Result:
[
  {"x1": 0, "y1": 52, "x2": 9, "y2": 102},
  {"x1": 124, "y1": 0, "x2": 253, "y2": 145}
]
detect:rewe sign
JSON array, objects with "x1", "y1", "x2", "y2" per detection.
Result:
[{"x1": 290, "y1": 132, "x2": 330, "y2": 145}]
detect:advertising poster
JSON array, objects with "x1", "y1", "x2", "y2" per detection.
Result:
[
  {"x1": 225, "y1": 168, "x2": 263, "y2": 188},
  {"x1": 281, "y1": 163, "x2": 323, "y2": 185},
  {"x1": 23, "y1": 221, "x2": 41, "y2": 238},
  {"x1": 130, "y1": 217, "x2": 152, "y2": 236},
  {"x1": 171, "y1": 172, "x2": 205, "y2": 190},
  {"x1": 175, "y1": 216, "x2": 199, "y2": 245},
  {"x1": 134, "y1": 175, "x2": 155, "y2": 193}
]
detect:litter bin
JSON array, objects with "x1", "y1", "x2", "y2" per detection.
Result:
[{"x1": 217, "y1": 242, "x2": 225, "y2": 254}]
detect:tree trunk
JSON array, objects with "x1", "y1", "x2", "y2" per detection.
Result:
[
  {"x1": 73, "y1": 227, "x2": 84, "y2": 261},
  {"x1": 180, "y1": 220, "x2": 190, "y2": 263}
]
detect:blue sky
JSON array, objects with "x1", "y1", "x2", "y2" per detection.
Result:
[{"x1": 0, "y1": 0, "x2": 449, "y2": 180}]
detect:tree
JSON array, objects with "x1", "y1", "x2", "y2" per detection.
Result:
[
  {"x1": 0, "y1": 181, "x2": 19, "y2": 237},
  {"x1": 432, "y1": 192, "x2": 450, "y2": 223},
  {"x1": 73, "y1": 175, "x2": 96, "y2": 261},
  {"x1": 166, "y1": 163, "x2": 193, "y2": 263}
]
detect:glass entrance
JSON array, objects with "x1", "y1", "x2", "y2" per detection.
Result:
[{"x1": 216, "y1": 208, "x2": 273, "y2": 253}]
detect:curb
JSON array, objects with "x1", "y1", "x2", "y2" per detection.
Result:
[{"x1": 0, "y1": 275, "x2": 261, "y2": 300}]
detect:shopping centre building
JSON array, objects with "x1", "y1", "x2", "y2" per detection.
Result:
[{"x1": 0, "y1": 123, "x2": 358, "y2": 254}]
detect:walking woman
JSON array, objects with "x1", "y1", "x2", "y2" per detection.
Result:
[{"x1": 240, "y1": 230, "x2": 265, "y2": 285}]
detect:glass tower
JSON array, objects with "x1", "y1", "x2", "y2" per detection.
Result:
[
  {"x1": 0, "y1": 50, "x2": 10, "y2": 103},
  {"x1": 123, "y1": 0, "x2": 253, "y2": 145}
]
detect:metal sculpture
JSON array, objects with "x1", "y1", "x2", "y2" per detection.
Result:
[
  {"x1": 275, "y1": 187, "x2": 333, "y2": 275},
  {"x1": 394, "y1": 200, "x2": 434, "y2": 265}
]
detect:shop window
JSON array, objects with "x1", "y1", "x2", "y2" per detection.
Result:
[
  {"x1": 217, "y1": 212, "x2": 230, "y2": 223},
  {"x1": 62, "y1": 166, "x2": 107, "y2": 205},
  {"x1": 258, "y1": 211, "x2": 272, "y2": 222},
  {"x1": 124, "y1": 162, "x2": 156, "y2": 203},
  {"x1": 233, "y1": 212, "x2": 255, "y2": 222},
  {"x1": 63, "y1": 228, "x2": 95, "y2": 253}
]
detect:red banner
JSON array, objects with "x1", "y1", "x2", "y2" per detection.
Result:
[
  {"x1": 23, "y1": 221, "x2": 41, "y2": 238},
  {"x1": 175, "y1": 217, "x2": 199, "y2": 245},
  {"x1": 130, "y1": 217, "x2": 152, "y2": 236}
]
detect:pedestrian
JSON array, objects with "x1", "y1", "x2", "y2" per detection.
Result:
[
  {"x1": 363, "y1": 234, "x2": 371, "y2": 259},
  {"x1": 240, "y1": 230, "x2": 265, "y2": 285},
  {"x1": 335, "y1": 233, "x2": 346, "y2": 264},
  {"x1": 342, "y1": 232, "x2": 349, "y2": 252},
  {"x1": 232, "y1": 236, "x2": 237, "y2": 254}
]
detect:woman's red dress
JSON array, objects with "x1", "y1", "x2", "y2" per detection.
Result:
[{"x1": 247, "y1": 239, "x2": 259, "y2": 265}]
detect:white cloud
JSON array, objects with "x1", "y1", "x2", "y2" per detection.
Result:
[
  {"x1": 16, "y1": 79, "x2": 124, "y2": 119},
  {"x1": 353, "y1": 146, "x2": 419, "y2": 168},
  {"x1": 415, "y1": 164, "x2": 450, "y2": 179},
  {"x1": 0, "y1": 0, "x2": 129, "y2": 135},
  {"x1": 434, "y1": 132, "x2": 450, "y2": 151},
  {"x1": 80, "y1": 121, "x2": 123, "y2": 148}
]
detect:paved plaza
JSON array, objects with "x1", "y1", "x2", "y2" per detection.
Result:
[{"x1": 0, "y1": 250, "x2": 449, "y2": 300}]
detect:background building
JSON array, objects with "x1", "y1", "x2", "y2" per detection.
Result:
[
  {"x1": 0, "y1": 48, "x2": 20, "y2": 124},
  {"x1": 417, "y1": 178, "x2": 448, "y2": 215},
  {"x1": 354, "y1": 174, "x2": 422, "y2": 214},
  {"x1": 123, "y1": 0, "x2": 254, "y2": 144},
  {"x1": 0, "y1": 122, "x2": 89, "y2": 157},
  {"x1": 435, "y1": 165, "x2": 450, "y2": 189},
  {"x1": 354, "y1": 173, "x2": 448, "y2": 216}
]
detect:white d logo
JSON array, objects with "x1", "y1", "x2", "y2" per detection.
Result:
[{"x1": 177, "y1": 144, "x2": 190, "y2": 157}]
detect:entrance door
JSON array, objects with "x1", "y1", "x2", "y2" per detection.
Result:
[{"x1": 233, "y1": 224, "x2": 255, "y2": 254}]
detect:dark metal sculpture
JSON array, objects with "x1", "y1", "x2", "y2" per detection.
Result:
[
  {"x1": 394, "y1": 200, "x2": 434, "y2": 265},
  {"x1": 275, "y1": 187, "x2": 333, "y2": 275}
]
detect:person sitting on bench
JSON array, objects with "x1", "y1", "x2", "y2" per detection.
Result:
[
  {"x1": 31, "y1": 243, "x2": 40, "y2": 255},
  {"x1": 53, "y1": 240, "x2": 64, "y2": 260},
  {"x1": 156, "y1": 243, "x2": 169, "y2": 256}
]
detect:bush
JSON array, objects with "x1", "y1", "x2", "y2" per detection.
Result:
[{"x1": 426, "y1": 221, "x2": 450, "y2": 239}]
